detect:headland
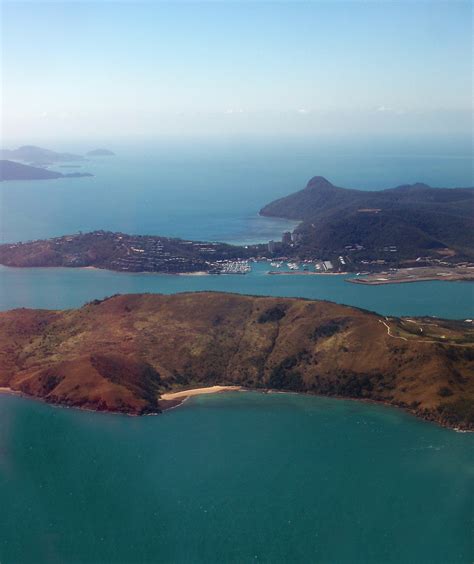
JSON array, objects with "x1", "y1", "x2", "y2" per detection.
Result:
[{"x1": 0, "y1": 292, "x2": 472, "y2": 429}]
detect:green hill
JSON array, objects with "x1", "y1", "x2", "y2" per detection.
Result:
[{"x1": 260, "y1": 176, "x2": 474, "y2": 259}]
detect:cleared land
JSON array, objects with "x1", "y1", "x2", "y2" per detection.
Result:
[{"x1": 349, "y1": 266, "x2": 474, "y2": 285}]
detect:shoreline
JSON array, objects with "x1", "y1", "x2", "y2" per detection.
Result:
[
  {"x1": 0, "y1": 384, "x2": 470, "y2": 432},
  {"x1": 0, "y1": 386, "x2": 20, "y2": 396},
  {"x1": 349, "y1": 276, "x2": 474, "y2": 285},
  {"x1": 158, "y1": 385, "x2": 472, "y2": 433},
  {"x1": 268, "y1": 270, "x2": 348, "y2": 276},
  {"x1": 160, "y1": 385, "x2": 242, "y2": 400},
  {"x1": 79, "y1": 266, "x2": 212, "y2": 277},
  {"x1": 2, "y1": 263, "x2": 473, "y2": 285}
]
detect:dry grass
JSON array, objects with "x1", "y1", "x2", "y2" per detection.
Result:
[{"x1": 0, "y1": 292, "x2": 472, "y2": 428}]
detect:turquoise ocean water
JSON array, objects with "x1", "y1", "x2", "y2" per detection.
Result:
[
  {"x1": 0, "y1": 137, "x2": 473, "y2": 562},
  {"x1": 1, "y1": 263, "x2": 473, "y2": 319},
  {"x1": 0, "y1": 392, "x2": 472, "y2": 564}
]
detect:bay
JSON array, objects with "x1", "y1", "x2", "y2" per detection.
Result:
[{"x1": 0, "y1": 392, "x2": 472, "y2": 564}]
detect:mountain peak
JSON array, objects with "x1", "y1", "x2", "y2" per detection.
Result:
[
  {"x1": 306, "y1": 176, "x2": 334, "y2": 189},
  {"x1": 392, "y1": 182, "x2": 431, "y2": 192}
]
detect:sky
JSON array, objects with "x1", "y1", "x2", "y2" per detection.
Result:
[{"x1": 0, "y1": 0, "x2": 472, "y2": 143}]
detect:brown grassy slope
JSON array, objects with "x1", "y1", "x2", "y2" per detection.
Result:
[{"x1": 0, "y1": 292, "x2": 473, "y2": 428}]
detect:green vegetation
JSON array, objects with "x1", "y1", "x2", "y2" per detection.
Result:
[
  {"x1": 260, "y1": 176, "x2": 474, "y2": 261},
  {"x1": 258, "y1": 305, "x2": 287, "y2": 323},
  {"x1": 437, "y1": 398, "x2": 474, "y2": 427}
]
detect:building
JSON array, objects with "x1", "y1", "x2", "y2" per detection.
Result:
[
  {"x1": 268, "y1": 240, "x2": 276, "y2": 253},
  {"x1": 282, "y1": 231, "x2": 292, "y2": 245}
]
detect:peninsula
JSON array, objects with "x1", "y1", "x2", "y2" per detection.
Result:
[
  {"x1": 1, "y1": 229, "x2": 473, "y2": 281},
  {"x1": 1, "y1": 173, "x2": 474, "y2": 280},
  {"x1": 0, "y1": 293, "x2": 472, "y2": 429},
  {"x1": 0, "y1": 231, "x2": 255, "y2": 273},
  {"x1": 86, "y1": 148, "x2": 115, "y2": 156},
  {"x1": 0, "y1": 145, "x2": 85, "y2": 165},
  {"x1": 260, "y1": 176, "x2": 474, "y2": 262},
  {"x1": 0, "y1": 160, "x2": 93, "y2": 181}
]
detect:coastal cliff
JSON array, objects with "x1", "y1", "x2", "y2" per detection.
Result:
[{"x1": 0, "y1": 293, "x2": 472, "y2": 428}]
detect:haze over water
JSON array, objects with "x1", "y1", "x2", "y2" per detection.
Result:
[
  {"x1": 2, "y1": 0, "x2": 473, "y2": 560},
  {"x1": 0, "y1": 138, "x2": 473, "y2": 564},
  {"x1": 1, "y1": 137, "x2": 473, "y2": 319},
  {"x1": 1, "y1": 136, "x2": 472, "y2": 245}
]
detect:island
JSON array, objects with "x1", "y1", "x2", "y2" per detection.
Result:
[
  {"x1": 260, "y1": 176, "x2": 474, "y2": 263},
  {"x1": 0, "y1": 145, "x2": 85, "y2": 164},
  {"x1": 0, "y1": 231, "x2": 256, "y2": 273},
  {"x1": 1, "y1": 229, "x2": 474, "y2": 282},
  {"x1": 86, "y1": 148, "x2": 115, "y2": 156},
  {"x1": 0, "y1": 160, "x2": 93, "y2": 181},
  {"x1": 0, "y1": 292, "x2": 472, "y2": 429},
  {"x1": 1, "y1": 173, "x2": 473, "y2": 280}
]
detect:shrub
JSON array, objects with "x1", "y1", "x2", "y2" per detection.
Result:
[{"x1": 258, "y1": 306, "x2": 286, "y2": 324}]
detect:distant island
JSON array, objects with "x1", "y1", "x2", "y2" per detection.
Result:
[
  {"x1": 0, "y1": 292, "x2": 472, "y2": 429},
  {"x1": 0, "y1": 160, "x2": 93, "y2": 181},
  {"x1": 86, "y1": 148, "x2": 115, "y2": 156},
  {"x1": 0, "y1": 145, "x2": 85, "y2": 165},
  {"x1": 260, "y1": 176, "x2": 474, "y2": 262},
  {"x1": 1, "y1": 173, "x2": 473, "y2": 280},
  {"x1": 1, "y1": 144, "x2": 115, "y2": 164}
]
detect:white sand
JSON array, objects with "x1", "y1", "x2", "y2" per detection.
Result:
[{"x1": 161, "y1": 385, "x2": 242, "y2": 400}]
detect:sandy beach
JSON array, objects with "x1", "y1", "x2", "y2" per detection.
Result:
[
  {"x1": 177, "y1": 271, "x2": 210, "y2": 276},
  {"x1": 0, "y1": 386, "x2": 20, "y2": 396},
  {"x1": 161, "y1": 385, "x2": 242, "y2": 400}
]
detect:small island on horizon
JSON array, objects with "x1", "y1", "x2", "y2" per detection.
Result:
[
  {"x1": 0, "y1": 145, "x2": 85, "y2": 165},
  {"x1": 0, "y1": 160, "x2": 93, "y2": 181},
  {"x1": 0, "y1": 144, "x2": 114, "y2": 177},
  {"x1": 86, "y1": 148, "x2": 115, "y2": 156}
]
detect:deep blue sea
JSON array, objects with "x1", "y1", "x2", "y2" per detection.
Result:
[{"x1": 0, "y1": 136, "x2": 473, "y2": 563}]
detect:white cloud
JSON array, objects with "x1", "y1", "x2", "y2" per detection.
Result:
[{"x1": 376, "y1": 105, "x2": 406, "y2": 115}]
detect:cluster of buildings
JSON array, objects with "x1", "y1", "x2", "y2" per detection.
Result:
[
  {"x1": 105, "y1": 236, "x2": 241, "y2": 273},
  {"x1": 29, "y1": 232, "x2": 250, "y2": 274},
  {"x1": 213, "y1": 260, "x2": 251, "y2": 274},
  {"x1": 5, "y1": 230, "x2": 473, "y2": 277},
  {"x1": 268, "y1": 231, "x2": 302, "y2": 254}
]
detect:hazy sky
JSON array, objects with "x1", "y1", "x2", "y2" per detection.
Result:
[{"x1": 1, "y1": 0, "x2": 472, "y2": 142}]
